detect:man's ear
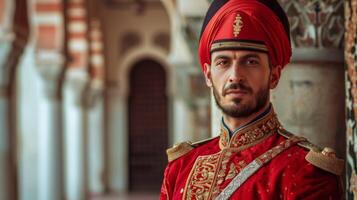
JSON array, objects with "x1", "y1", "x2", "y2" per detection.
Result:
[
  {"x1": 204, "y1": 63, "x2": 213, "y2": 87},
  {"x1": 270, "y1": 65, "x2": 282, "y2": 89}
]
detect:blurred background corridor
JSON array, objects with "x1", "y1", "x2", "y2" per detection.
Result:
[{"x1": 1, "y1": 0, "x2": 357, "y2": 199}]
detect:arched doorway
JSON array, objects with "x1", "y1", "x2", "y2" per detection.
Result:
[{"x1": 128, "y1": 59, "x2": 168, "y2": 192}]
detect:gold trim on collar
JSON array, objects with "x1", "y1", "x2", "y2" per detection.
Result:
[
  {"x1": 211, "y1": 41, "x2": 268, "y2": 53},
  {"x1": 219, "y1": 108, "x2": 281, "y2": 150}
]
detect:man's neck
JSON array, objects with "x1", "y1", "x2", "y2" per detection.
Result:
[{"x1": 223, "y1": 102, "x2": 271, "y2": 132}]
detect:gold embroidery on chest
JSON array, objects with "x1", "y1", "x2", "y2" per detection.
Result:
[
  {"x1": 210, "y1": 149, "x2": 245, "y2": 199},
  {"x1": 183, "y1": 149, "x2": 246, "y2": 200},
  {"x1": 226, "y1": 163, "x2": 240, "y2": 180},
  {"x1": 183, "y1": 152, "x2": 221, "y2": 200}
]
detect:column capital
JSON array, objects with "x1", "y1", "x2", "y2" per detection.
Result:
[
  {"x1": 0, "y1": 0, "x2": 15, "y2": 42},
  {"x1": 82, "y1": 79, "x2": 104, "y2": 108},
  {"x1": 64, "y1": 68, "x2": 90, "y2": 106},
  {"x1": 36, "y1": 51, "x2": 65, "y2": 100}
]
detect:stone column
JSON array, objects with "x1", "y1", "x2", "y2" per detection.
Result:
[
  {"x1": 36, "y1": 60, "x2": 64, "y2": 200},
  {"x1": 106, "y1": 86, "x2": 128, "y2": 192},
  {"x1": 0, "y1": 41, "x2": 12, "y2": 200},
  {"x1": 64, "y1": 0, "x2": 90, "y2": 199},
  {"x1": 33, "y1": 0, "x2": 66, "y2": 199},
  {"x1": 87, "y1": 19, "x2": 105, "y2": 194},
  {"x1": 63, "y1": 69, "x2": 88, "y2": 200},
  {"x1": 83, "y1": 80, "x2": 105, "y2": 194},
  {"x1": 0, "y1": 12, "x2": 14, "y2": 197},
  {"x1": 0, "y1": 0, "x2": 29, "y2": 199}
]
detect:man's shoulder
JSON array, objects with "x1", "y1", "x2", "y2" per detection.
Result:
[
  {"x1": 278, "y1": 128, "x2": 344, "y2": 176},
  {"x1": 166, "y1": 136, "x2": 219, "y2": 162}
]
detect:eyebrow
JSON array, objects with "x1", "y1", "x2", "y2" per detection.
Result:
[
  {"x1": 213, "y1": 55, "x2": 231, "y2": 63},
  {"x1": 239, "y1": 53, "x2": 261, "y2": 60},
  {"x1": 213, "y1": 53, "x2": 261, "y2": 63}
]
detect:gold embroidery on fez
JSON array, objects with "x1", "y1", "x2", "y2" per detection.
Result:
[{"x1": 233, "y1": 13, "x2": 243, "y2": 37}]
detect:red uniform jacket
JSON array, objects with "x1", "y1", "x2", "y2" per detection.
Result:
[{"x1": 160, "y1": 110, "x2": 343, "y2": 200}]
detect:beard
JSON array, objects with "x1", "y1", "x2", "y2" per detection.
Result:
[{"x1": 212, "y1": 80, "x2": 270, "y2": 118}]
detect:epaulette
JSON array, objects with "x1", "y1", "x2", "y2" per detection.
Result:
[
  {"x1": 166, "y1": 136, "x2": 218, "y2": 162},
  {"x1": 278, "y1": 128, "x2": 344, "y2": 176}
]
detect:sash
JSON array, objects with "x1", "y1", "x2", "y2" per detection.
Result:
[{"x1": 215, "y1": 136, "x2": 305, "y2": 200}]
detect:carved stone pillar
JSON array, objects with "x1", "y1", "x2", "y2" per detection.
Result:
[
  {"x1": 273, "y1": 0, "x2": 345, "y2": 155},
  {"x1": 63, "y1": 69, "x2": 88, "y2": 200},
  {"x1": 33, "y1": 0, "x2": 66, "y2": 199},
  {"x1": 64, "y1": 0, "x2": 90, "y2": 199},
  {"x1": 86, "y1": 19, "x2": 105, "y2": 194},
  {"x1": 0, "y1": 0, "x2": 29, "y2": 199},
  {"x1": 0, "y1": 43, "x2": 12, "y2": 200},
  {"x1": 37, "y1": 60, "x2": 64, "y2": 200},
  {"x1": 106, "y1": 86, "x2": 127, "y2": 192},
  {"x1": 84, "y1": 80, "x2": 105, "y2": 194}
]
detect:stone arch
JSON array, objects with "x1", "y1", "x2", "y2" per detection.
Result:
[{"x1": 118, "y1": 46, "x2": 174, "y2": 98}]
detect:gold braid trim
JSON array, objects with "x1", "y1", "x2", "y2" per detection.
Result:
[
  {"x1": 166, "y1": 142, "x2": 194, "y2": 162},
  {"x1": 211, "y1": 41, "x2": 268, "y2": 52},
  {"x1": 166, "y1": 137, "x2": 218, "y2": 162},
  {"x1": 305, "y1": 149, "x2": 344, "y2": 176},
  {"x1": 278, "y1": 128, "x2": 344, "y2": 175}
]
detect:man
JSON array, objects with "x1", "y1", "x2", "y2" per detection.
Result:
[{"x1": 160, "y1": 0, "x2": 344, "y2": 199}]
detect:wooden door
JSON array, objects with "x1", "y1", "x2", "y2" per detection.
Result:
[{"x1": 128, "y1": 59, "x2": 168, "y2": 192}]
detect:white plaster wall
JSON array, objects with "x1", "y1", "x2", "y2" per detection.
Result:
[
  {"x1": 17, "y1": 46, "x2": 40, "y2": 200},
  {"x1": 172, "y1": 98, "x2": 193, "y2": 144},
  {"x1": 96, "y1": 2, "x2": 171, "y2": 82},
  {"x1": 211, "y1": 92, "x2": 222, "y2": 137},
  {"x1": 177, "y1": 0, "x2": 209, "y2": 17}
]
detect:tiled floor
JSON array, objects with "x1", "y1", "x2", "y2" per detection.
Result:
[{"x1": 92, "y1": 193, "x2": 159, "y2": 200}]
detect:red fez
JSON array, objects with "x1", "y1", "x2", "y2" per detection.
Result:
[{"x1": 199, "y1": 0, "x2": 292, "y2": 71}]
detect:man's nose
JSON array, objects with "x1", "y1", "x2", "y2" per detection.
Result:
[{"x1": 228, "y1": 62, "x2": 244, "y2": 83}]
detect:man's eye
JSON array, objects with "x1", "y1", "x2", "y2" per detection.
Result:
[
  {"x1": 246, "y1": 59, "x2": 259, "y2": 65},
  {"x1": 216, "y1": 60, "x2": 229, "y2": 67}
]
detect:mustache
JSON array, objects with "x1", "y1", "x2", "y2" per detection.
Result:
[{"x1": 222, "y1": 82, "x2": 252, "y2": 96}]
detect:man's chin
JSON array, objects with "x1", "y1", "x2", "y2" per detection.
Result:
[{"x1": 219, "y1": 101, "x2": 257, "y2": 117}]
